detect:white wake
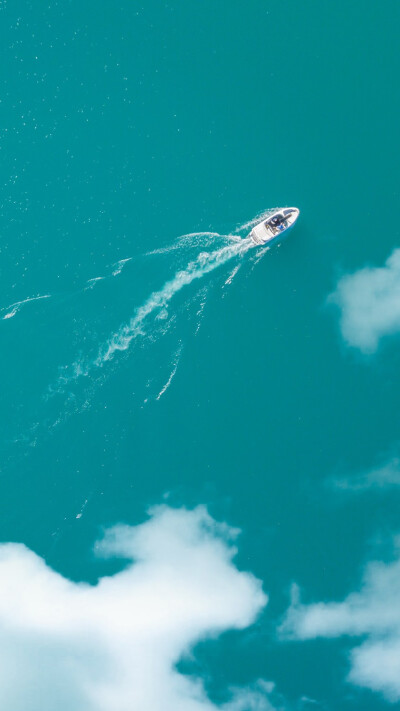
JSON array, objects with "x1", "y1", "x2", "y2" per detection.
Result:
[
  {"x1": 52, "y1": 215, "x2": 270, "y2": 404},
  {"x1": 94, "y1": 238, "x2": 252, "y2": 368}
]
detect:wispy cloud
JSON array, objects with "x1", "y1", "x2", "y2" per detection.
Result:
[
  {"x1": 0, "y1": 505, "x2": 278, "y2": 711},
  {"x1": 329, "y1": 249, "x2": 400, "y2": 353},
  {"x1": 281, "y1": 543, "x2": 400, "y2": 701},
  {"x1": 332, "y1": 457, "x2": 400, "y2": 492}
]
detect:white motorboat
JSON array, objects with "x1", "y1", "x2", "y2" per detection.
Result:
[{"x1": 249, "y1": 207, "x2": 300, "y2": 245}]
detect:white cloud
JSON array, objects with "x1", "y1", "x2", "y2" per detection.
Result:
[
  {"x1": 329, "y1": 249, "x2": 400, "y2": 353},
  {"x1": 0, "y1": 505, "x2": 276, "y2": 711},
  {"x1": 332, "y1": 458, "x2": 400, "y2": 492},
  {"x1": 281, "y1": 546, "x2": 400, "y2": 702}
]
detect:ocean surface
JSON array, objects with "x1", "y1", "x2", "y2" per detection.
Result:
[{"x1": 1, "y1": 2, "x2": 400, "y2": 710}]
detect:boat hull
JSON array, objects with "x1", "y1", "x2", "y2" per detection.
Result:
[{"x1": 249, "y1": 207, "x2": 300, "y2": 245}]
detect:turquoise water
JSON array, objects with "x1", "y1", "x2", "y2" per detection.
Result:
[{"x1": 1, "y1": 2, "x2": 400, "y2": 709}]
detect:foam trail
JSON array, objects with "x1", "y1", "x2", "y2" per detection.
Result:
[
  {"x1": 112, "y1": 257, "x2": 132, "y2": 276},
  {"x1": 1, "y1": 294, "x2": 51, "y2": 320},
  {"x1": 156, "y1": 343, "x2": 183, "y2": 401},
  {"x1": 95, "y1": 238, "x2": 252, "y2": 367},
  {"x1": 85, "y1": 257, "x2": 133, "y2": 290},
  {"x1": 224, "y1": 264, "x2": 241, "y2": 288},
  {"x1": 194, "y1": 286, "x2": 209, "y2": 335},
  {"x1": 85, "y1": 276, "x2": 105, "y2": 290},
  {"x1": 249, "y1": 244, "x2": 271, "y2": 271}
]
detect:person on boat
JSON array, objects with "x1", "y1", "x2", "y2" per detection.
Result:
[{"x1": 268, "y1": 214, "x2": 286, "y2": 230}]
